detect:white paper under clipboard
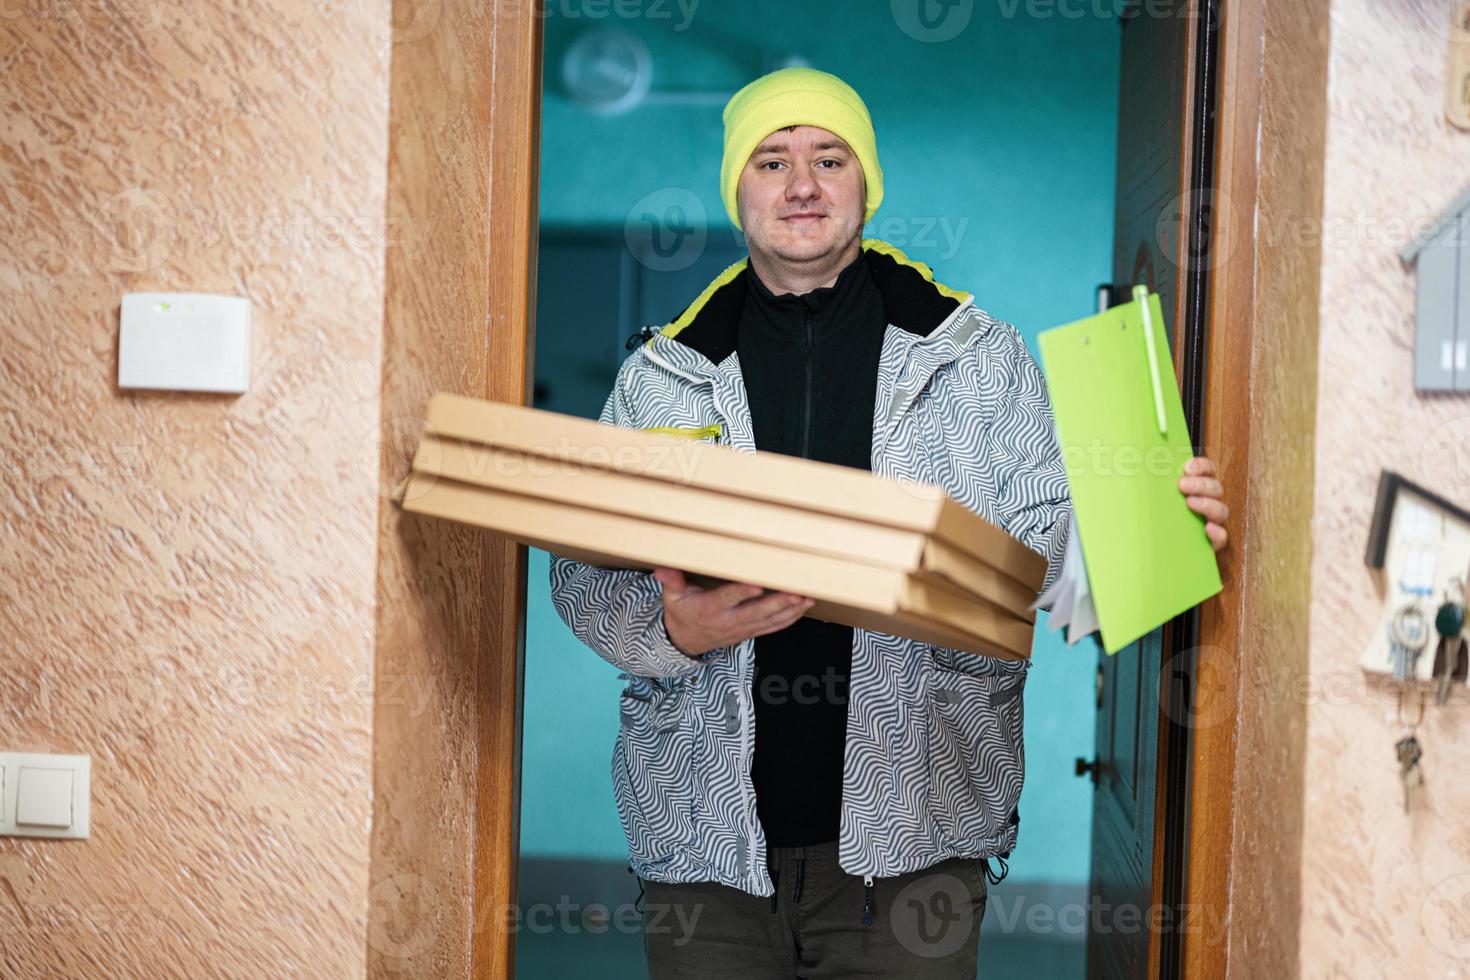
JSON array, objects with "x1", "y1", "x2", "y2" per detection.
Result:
[{"x1": 1030, "y1": 529, "x2": 1100, "y2": 646}]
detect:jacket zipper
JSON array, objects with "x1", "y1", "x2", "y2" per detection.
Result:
[
  {"x1": 737, "y1": 653, "x2": 759, "y2": 887},
  {"x1": 801, "y1": 308, "x2": 813, "y2": 458},
  {"x1": 643, "y1": 345, "x2": 765, "y2": 890},
  {"x1": 642, "y1": 423, "x2": 722, "y2": 440}
]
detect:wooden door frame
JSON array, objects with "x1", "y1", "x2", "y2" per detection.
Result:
[
  {"x1": 1175, "y1": 0, "x2": 1329, "y2": 977},
  {"x1": 475, "y1": 3, "x2": 543, "y2": 978},
  {"x1": 444, "y1": 0, "x2": 1331, "y2": 975},
  {"x1": 370, "y1": 1, "x2": 542, "y2": 977}
]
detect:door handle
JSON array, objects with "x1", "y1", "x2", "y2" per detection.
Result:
[{"x1": 1075, "y1": 756, "x2": 1101, "y2": 785}]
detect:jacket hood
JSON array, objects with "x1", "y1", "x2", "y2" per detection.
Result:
[{"x1": 644, "y1": 239, "x2": 972, "y2": 366}]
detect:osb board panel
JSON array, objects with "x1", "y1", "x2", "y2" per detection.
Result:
[
  {"x1": 1303, "y1": 0, "x2": 1470, "y2": 976},
  {"x1": 0, "y1": 4, "x2": 389, "y2": 977}
]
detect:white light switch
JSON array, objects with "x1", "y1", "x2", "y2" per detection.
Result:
[
  {"x1": 1, "y1": 753, "x2": 90, "y2": 839},
  {"x1": 118, "y1": 292, "x2": 251, "y2": 393},
  {"x1": 16, "y1": 768, "x2": 72, "y2": 828}
]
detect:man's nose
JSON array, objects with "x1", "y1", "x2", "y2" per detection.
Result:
[{"x1": 784, "y1": 166, "x2": 821, "y2": 203}]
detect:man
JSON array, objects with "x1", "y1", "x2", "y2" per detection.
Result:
[{"x1": 549, "y1": 67, "x2": 1230, "y2": 978}]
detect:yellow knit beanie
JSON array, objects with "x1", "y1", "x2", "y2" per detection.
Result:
[{"x1": 720, "y1": 68, "x2": 883, "y2": 231}]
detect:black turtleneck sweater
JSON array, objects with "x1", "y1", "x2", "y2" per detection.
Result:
[{"x1": 737, "y1": 250, "x2": 888, "y2": 847}]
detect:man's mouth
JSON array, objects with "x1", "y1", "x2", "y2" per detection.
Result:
[{"x1": 781, "y1": 213, "x2": 826, "y2": 224}]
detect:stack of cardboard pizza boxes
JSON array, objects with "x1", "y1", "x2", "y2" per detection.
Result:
[{"x1": 400, "y1": 394, "x2": 1047, "y2": 661}]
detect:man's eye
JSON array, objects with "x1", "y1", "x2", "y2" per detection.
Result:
[{"x1": 760, "y1": 161, "x2": 784, "y2": 171}]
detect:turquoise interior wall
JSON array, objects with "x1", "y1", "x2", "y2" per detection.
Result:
[{"x1": 523, "y1": 0, "x2": 1120, "y2": 885}]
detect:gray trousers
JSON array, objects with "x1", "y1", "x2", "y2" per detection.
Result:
[{"x1": 638, "y1": 841, "x2": 988, "y2": 979}]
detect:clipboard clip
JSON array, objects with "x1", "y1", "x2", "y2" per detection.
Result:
[{"x1": 1132, "y1": 285, "x2": 1168, "y2": 436}]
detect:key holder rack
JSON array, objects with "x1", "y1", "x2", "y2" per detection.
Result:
[
  {"x1": 1362, "y1": 470, "x2": 1470, "y2": 814},
  {"x1": 1361, "y1": 470, "x2": 1470, "y2": 699}
]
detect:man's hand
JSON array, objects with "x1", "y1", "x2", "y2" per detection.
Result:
[
  {"x1": 1178, "y1": 456, "x2": 1230, "y2": 552},
  {"x1": 652, "y1": 567, "x2": 816, "y2": 657}
]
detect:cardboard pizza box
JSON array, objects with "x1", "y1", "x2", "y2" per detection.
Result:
[
  {"x1": 400, "y1": 471, "x2": 1035, "y2": 661},
  {"x1": 409, "y1": 435, "x2": 1039, "y2": 623},
  {"x1": 420, "y1": 393, "x2": 1047, "y2": 591}
]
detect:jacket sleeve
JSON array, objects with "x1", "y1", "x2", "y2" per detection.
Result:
[
  {"x1": 980, "y1": 318, "x2": 1074, "y2": 596},
  {"x1": 546, "y1": 356, "x2": 713, "y2": 680}
]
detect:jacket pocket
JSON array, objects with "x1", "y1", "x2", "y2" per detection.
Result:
[
  {"x1": 612, "y1": 680, "x2": 696, "y2": 865},
  {"x1": 925, "y1": 663, "x2": 1025, "y2": 847}
]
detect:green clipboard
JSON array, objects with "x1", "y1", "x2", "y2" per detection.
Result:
[{"x1": 1037, "y1": 287, "x2": 1222, "y2": 654}]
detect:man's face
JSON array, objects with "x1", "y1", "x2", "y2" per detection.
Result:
[{"x1": 736, "y1": 125, "x2": 866, "y2": 268}]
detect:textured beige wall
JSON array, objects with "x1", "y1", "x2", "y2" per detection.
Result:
[
  {"x1": 1302, "y1": 0, "x2": 1470, "y2": 976},
  {"x1": 0, "y1": 2, "x2": 390, "y2": 975}
]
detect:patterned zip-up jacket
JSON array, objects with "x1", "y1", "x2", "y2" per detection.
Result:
[{"x1": 548, "y1": 239, "x2": 1072, "y2": 901}]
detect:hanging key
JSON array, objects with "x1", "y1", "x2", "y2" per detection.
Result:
[
  {"x1": 1434, "y1": 584, "x2": 1466, "y2": 703},
  {"x1": 1390, "y1": 604, "x2": 1431, "y2": 682},
  {"x1": 1395, "y1": 734, "x2": 1424, "y2": 813},
  {"x1": 1435, "y1": 635, "x2": 1463, "y2": 705}
]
